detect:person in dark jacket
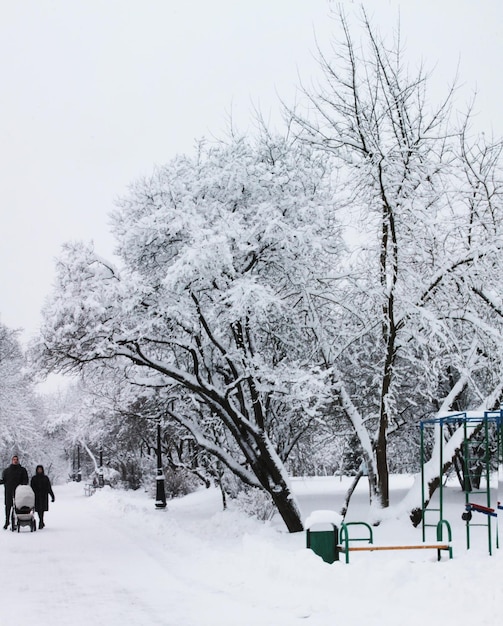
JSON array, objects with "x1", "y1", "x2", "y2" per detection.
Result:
[
  {"x1": 30, "y1": 465, "x2": 55, "y2": 529},
  {"x1": 1, "y1": 455, "x2": 29, "y2": 529}
]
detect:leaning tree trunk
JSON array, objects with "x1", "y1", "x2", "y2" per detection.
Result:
[
  {"x1": 269, "y1": 487, "x2": 304, "y2": 533},
  {"x1": 251, "y1": 433, "x2": 304, "y2": 533}
]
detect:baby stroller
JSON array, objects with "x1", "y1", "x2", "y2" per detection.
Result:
[{"x1": 12, "y1": 485, "x2": 37, "y2": 532}]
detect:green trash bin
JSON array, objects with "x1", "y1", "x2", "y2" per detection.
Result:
[
  {"x1": 306, "y1": 525, "x2": 340, "y2": 563},
  {"x1": 305, "y1": 510, "x2": 343, "y2": 564},
  {"x1": 307, "y1": 526, "x2": 339, "y2": 563}
]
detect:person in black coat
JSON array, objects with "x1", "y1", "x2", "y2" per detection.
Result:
[
  {"x1": 1, "y1": 455, "x2": 29, "y2": 529},
  {"x1": 30, "y1": 465, "x2": 55, "y2": 529}
]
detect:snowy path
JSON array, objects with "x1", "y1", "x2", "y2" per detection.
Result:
[
  {"x1": 0, "y1": 485, "x2": 190, "y2": 624},
  {"x1": 0, "y1": 483, "x2": 308, "y2": 625},
  {"x1": 0, "y1": 483, "x2": 291, "y2": 626}
]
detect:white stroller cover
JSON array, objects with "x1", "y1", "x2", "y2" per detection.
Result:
[{"x1": 14, "y1": 485, "x2": 35, "y2": 510}]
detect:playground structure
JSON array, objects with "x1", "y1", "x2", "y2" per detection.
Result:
[
  {"x1": 420, "y1": 409, "x2": 503, "y2": 555},
  {"x1": 306, "y1": 408, "x2": 503, "y2": 564}
]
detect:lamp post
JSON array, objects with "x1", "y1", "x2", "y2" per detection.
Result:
[
  {"x1": 98, "y1": 447, "x2": 104, "y2": 487},
  {"x1": 76, "y1": 445, "x2": 81, "y2": 482},
  {"x1": 155, "y1": 420, "x2": 167, "y2": 509}
]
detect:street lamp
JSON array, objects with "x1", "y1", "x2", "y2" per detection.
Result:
[
  {"x1": 76, "y1": 445, "x2": 81, "y2": 482},
  {"x1": 98, "y1": 447, "x2": 104, "y2": 487},
  {"x1": 155, "y1": 420, "x2": 167, "y2": 509}
]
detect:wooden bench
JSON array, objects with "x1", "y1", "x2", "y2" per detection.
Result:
[
  {"x1": 339, "y1": 542, "x2": 452, "y2": 562},
  {"x1": 338, "y1": 521, "x2": 453, "y2": 563}
]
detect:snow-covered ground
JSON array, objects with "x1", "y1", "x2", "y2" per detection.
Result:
[{"x1": 0, "y1": 476, "x2": 501, "y2": 625}]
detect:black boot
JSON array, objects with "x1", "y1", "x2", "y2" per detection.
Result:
[
  {"x1": 4, "y1": 507, "x2": 10, "y2": 529},
  {"x1": 38, "y1": 513, "x2": 45, "y2": 529}
]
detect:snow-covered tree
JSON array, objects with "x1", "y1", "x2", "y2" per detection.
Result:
[
  {"x1": 33, "y1": 135, "x2": 341, "y2": 532},
  {"x1": 0, "y1": 321, "x2": 48, "y2": 469},
  {"x1": 289, "y1": 8, "x2": 503, "y2": 515}
]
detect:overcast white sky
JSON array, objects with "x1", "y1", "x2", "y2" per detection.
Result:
[{"x1": 1, "y1": 0, "x2": 502, "y2": 344}]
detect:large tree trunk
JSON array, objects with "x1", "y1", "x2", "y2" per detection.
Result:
[
  {"x1": 269, "y1": 488, "x2": 304, "y2": 533},
  {"x1": 251, "y1": 433, "x2": 304, "y2": 532},
  {"x1": 376, "y1": 156, "x2": 398, "y2": 509},
  {"x1": 375, "y1": 427, "x2": 389, "y2": 508}
]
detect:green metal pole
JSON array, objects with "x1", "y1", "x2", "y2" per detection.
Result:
[
  {"x1": 420, "y1": 423, "x2": 425, "y2": 542},
  {"x1": 439, "y1": 421, "x2": 444, "y2": 526},
  {"x1": 498, "y1": 412, "x2": 503, "y2": 550},
  {"x1": 484, "y1": 417, "x2": 492, "y2": 555},
  {"x1": 464, "y1": 419, "x2": 470, "y2": 550}
]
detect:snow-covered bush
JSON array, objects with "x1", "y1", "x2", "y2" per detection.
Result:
[{"x1": 231, "y1": 486, "x2": 276, "y2": 522}]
